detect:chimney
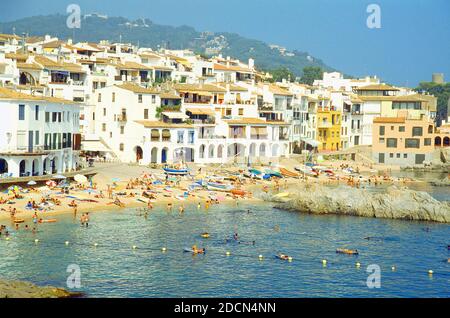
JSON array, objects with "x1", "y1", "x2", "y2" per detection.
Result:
[
  {"x1": 67, "y1": 38, "x2": 73, "y2": 45},
  {"x1": 248, "y1": 58, "x2": 254, "y2": 69}
]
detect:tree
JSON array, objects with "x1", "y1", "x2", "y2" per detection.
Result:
[
  {"x1": 416, "y1": 82, "x2": 450, "y2": 124},
  {"x1": 300, "y1": 66, "x2": 324, "y2": 85},
  {"x1": 267, "y1": 67, "x2": 296, "y2": 83}
]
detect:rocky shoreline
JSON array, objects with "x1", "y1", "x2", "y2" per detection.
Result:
[
  {"x1": 266, "y1": 184, "x2": 450, "y2": 223},
  {"x1": 0, "y1": 279, "x2": 82, "y2": 298}
]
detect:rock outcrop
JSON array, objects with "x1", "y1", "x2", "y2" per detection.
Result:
[
  {"x1": 0, "y1": 279, "x2": 82, "y2": 298},
  {"x1": 267, "y1": 184, "x2": 450, "y2": 223}
]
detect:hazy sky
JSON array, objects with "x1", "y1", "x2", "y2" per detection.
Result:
[{"x1": 1, "y1": 0, "x2": 449, "y2": 86}]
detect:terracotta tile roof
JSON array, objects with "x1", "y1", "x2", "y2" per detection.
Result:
[
  {"x1": 34, "y1": 55, "x2": 84, "y2": 73},
  {"x1": 134, "y1": 120, "x2": 192, "y2": 128},
  {"x1": 115, "y1": 83, "x2": 159, "y2": 94},
  {"x1": 173, "y1": 83, "x2": 226, "y2": 93},
  {"x1": 373, "y1": 117, "x2": 406, "y2": 124},
  {"x1": 356, "y1": 84, "x2": 400, "y2": 91},
  {"x1": 0, "y1": 87, "x2": 77, "y2": 105},
  {"x1": 116, "y1": 61, "x2": 153, "y2": 70},
  {"x1": 16, "y1": 62, "x2": 43, "y2": 70},
  {"x1": 213, "y1": 63, "x2": 253, "y2": 73}
]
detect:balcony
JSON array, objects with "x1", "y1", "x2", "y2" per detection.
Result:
[
  {"x1": 318, "y1": 122, "x2": 332, "y2": 128},
  {"x1": 279, "y1": 134, "x2": 289, "y2": 141},
  {"x1": 229, "y1": 134, "x2": 246, "y2": 139},
  {"x1": 116, "y1": 114, "x2": 127, "y2": 122},
  {"x1": 250, "y1": 134, "x2": 268, "y2": 140}
]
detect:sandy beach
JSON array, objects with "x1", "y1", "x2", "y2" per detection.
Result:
[{"x1": 0, "y1": 158, "x2": 427, "y2": 225}]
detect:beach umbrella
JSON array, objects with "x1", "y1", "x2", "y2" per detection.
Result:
[
  {"x1": 74, "y1": 174, "x2": 88, "y2": 183},
  {"x1": 27, "y1": 180, "x2": 37, "y2": 186},
  {"x1": 53, "y1": 174, "x2": 66, "y2": 179}
]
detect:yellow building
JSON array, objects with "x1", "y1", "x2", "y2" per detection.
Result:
[{"x1": 317, "y1": 106, "x2": 341, "y2": 151}]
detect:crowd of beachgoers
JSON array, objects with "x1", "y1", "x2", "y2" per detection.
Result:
[{"x1": 0, "y1": 159, "x2": 433, "y2": 240}]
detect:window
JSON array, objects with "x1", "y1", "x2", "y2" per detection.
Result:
[
  {"x1": 424, "y1": 138, "x2": 431, "y2": 146},
  {"x1": 103, "y1": 108, "x2": 106, "y2": 116},
  {"x1": 144, "y1": 109, "x2": 149, "y2": 119},
  {"x1": 45, "y1": 112, "x2": 50, "y2": 122},
  {"x1": 403, "y1": 154, "x2": 407, "y2": 158},
  {"x1": 112, "y1": 92, "x2": 116, "y2": 102},
  {"x1": 238, "y1": 108, "x2": 244, "y2": 116},
  {"x1": 92, "y1": 112, "x2": 95, "y2": 120},
  {"x1": 412, "y1": 127, "x2": 423, "y2": 137},
  {"x1": 58, "y1": 112, "x2": 61, "y2": 122},
  {"x1": 35, "y1": 105, "x2": 39, "y2": 120},
  {"x1": 102, "y1": 123, "x2": 106, "y2": 132},
  {"x1": 120, "y1": 126, "x2": 124, "y2": 134},
  {"x1": 119, "y1": 143, "x2": 124, "y2": 151},
  {"x1": 35, "y1": 130, "x2": 39, "y2": 144},
  {"x1": 19, "y1": 104, "x2": 25, "y2": 120},
  {"x1": 399, "y1": 126, "x2": 405, "y2": 132},
  {"x1": 138, "y1": 94, "x2": 142, "y2": 103},
  {"x1": 391, "y1": 126, "x2": 394, "y2": 130},
  {"x1": 379, "y1": 126, "x2": 385, "y2": 136},
  {"x1": 151, "y1": 95, "x2": 156, "y2": 104},
  {"x1": 390, "y1": 153, "x2": 394, "y2": 158},
  {"x1": 52, "y1": 112, "x2": 57, "y2": 122},
  {"x1": 428, "y1": 125, "x2": 433, "y2": 134},
  {"x1": 110, "y1": 132, "x2": 112, "y2": 138},
  {"x1": 379, "y1": 138, "x2": 385, "y2": 144},
  {"x1": 405, "y1": 138, "x2": 420, "y2": 148},
  {"x1": 226, "y1": 109, "x2": 232, "y2": 116},
  {"x1": 98, "y1": 93, "x2": 102, "y2": 102},
  {"x1": 386, "y1": 138, "x2": 397, "y2": 148},
  {"x1": 396, "y1": 153, "x2": 400, "y2": 158}
]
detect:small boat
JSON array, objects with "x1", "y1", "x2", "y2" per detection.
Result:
[
  {"x1": 200, "y1": 232, "x2": 210, "y2": 238},
  {"x1": 13, "y1": 219, "x2": 25, "y2": 223},
  {"x1": 248, "y1": 168, "x2": 262, "y2": 175},
  {"x1": 275, "y1": 254, "x2": 292, "y2": 261},
  {"x1": 264, "y1": 169, "x2": 283, "y2": 178},
  {"x1": 163, "y1": 167, "x2": 189, "y2": 175},
  {"x1": 183, "y1": 247, "x2": 206, "y2": 254},
  {"x1": 336, "y1": 248, "x2": 359, "y2": 255},
  {"x1": 279, "y1": 168, "x2": 299, "y2": 178},
  {"x1": 231, "y1": 189, "x2": 246, "y2": 197},
  {"x1": 207, "y1": 182, "x2": 234, "y2": 192},
  {"x1": 295, "y1": 166, "x2": 318, "y2": 177}
]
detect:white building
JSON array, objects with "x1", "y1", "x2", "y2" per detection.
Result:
[{"x1": 0, "y1": 87, "x2": 81, "y2": 177}]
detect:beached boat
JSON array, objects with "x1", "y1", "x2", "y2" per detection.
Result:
[
  {"x1": 206, "y1": 182, "x2": 234, "y2": 192},
  {"x1": 295, "y1": 166, "x2": 318, "y2": 177},
  {"x1": 248, "y1": 168, "x2": 262, "y2": 175},
  {"x1": 231, "y1": 189, "x2": 246, "y2": 197},
  {"x1": 279, "y1": 168, "x2": 299, "y2": 178},
  {"x1": 163, "y1": 167, "x2": 189, "y2": 175},
  {"x1": 336, "y1": 248, "x2": 359, "y2": 255},
  {"x1": 264, "y1": 169, "x2": 283, "y2": 179}
]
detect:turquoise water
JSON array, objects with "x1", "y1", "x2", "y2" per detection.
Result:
[{"x1": 0, "y1": 201, "x2": 449, "y2": 298}]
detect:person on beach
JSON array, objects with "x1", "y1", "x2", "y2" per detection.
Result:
[
  {"x1": 197, "y1": 202, "x2": 201, "y2": 210},
  {"x1": 73, "y1": 207, "x2": 77, "y2": 219},
  {"x1": 167, "y1": 203, "x2": 173, "y2": 212},
  {"x1": 179, "y1": 205, "x2": 185, "y2": 213}
]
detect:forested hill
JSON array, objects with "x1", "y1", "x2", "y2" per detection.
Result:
[{"x1": 0, "y1": 14, "x2": 334, "y2": 76}]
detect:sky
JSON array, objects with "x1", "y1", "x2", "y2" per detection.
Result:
[{"x1": 1, "y1": 0, "x2": 449, "y2": 87}]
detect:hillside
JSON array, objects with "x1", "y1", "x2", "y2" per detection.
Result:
[{"x1": 0, "y1": 14, "x2": 334, "y2": 76}]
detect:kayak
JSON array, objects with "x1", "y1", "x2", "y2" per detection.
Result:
[
  {"x1": 200, "y1": 233, "x2": 210, "y2": 238},
  {"x1": 279, "y1": 168, "x2": 299, "y2": 178},
  {"x1": 39, "y1": 219, "x2": 57, "y2": 223},
  {"x1": 336, "y1": 248, "x2": 359, "y2": 255},
  {"x1": 13, "y1": 219, "x2": 25, "y2": 223}
]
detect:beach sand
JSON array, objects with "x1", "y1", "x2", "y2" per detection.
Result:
[{"x1": 0, "y1": 158, "x2": 421, "y2": 224}]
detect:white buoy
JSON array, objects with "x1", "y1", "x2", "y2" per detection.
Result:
[
  {"x1": 288, "y1": 257, "x2": 293, "y2": 262},
  {"x1": 258, "y1": 254, "x2": 263, "y2": 260},
  {"x1": 34, "y1": 239, "x2": 39, "y2": 243},
  {"x1": 132, "y1": 245, "x2": 137, "y2": 250},
  {"x1": 161, "y1": 247, "x2": 167, "y2": 252},
  {"x1": 226, "y1": 251, "x2": 231, "y2": 256},
  {"x1": 322, "y1": 259, "x2": 327, "y2": 266},
  {"x1": 5, "y1": 237, "x2": 10, "y2": 241},
  {"x1": 94, "y1": 243, "x2": 98, "y2": 247},
  {"x1": 356, "y1": 262, "x2": 361, "y2": 268},
  {"x1": 391, "y1": 266, "x2": 396, "y2": 271},
  {"x1": 428, "y1": 270, "x2": 433, "y2": 275},
  {"x1": 65, "y1": 241, "x2": 69, "y2": 245}
]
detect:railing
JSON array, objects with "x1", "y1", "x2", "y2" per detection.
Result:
[
  {"x1": 116, "y1": 114, "x2": 127, "y2": 122},
  {"x1": 250, "y1": 135, "x2": 268, "y2": 140}
]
